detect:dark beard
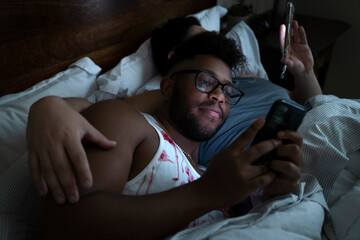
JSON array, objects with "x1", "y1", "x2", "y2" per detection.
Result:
[{"x1": 168, "y1": 83, "x2": 225, "y2": 141}]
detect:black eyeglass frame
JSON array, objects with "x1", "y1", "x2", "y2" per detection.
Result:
[{"x1": 170, "y1": 69, "x2": 244, "y2": 105}]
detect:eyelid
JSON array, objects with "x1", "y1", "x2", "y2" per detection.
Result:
[{"x1": 205, "y1": 72, "x2": 232, "y2": 85}]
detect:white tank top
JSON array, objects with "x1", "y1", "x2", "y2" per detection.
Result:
[{"x1": 122, "y1": 113, "x2": 230, "y2": 228}]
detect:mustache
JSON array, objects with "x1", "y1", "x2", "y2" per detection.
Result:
[{"x1": 198, "y1": 101, "x2": 224, "y2": 118}]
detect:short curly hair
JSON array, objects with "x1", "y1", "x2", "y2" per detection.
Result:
[
  {"x1": 166, "y1": 31, "x2": 246, "y2": 76},
  {"x1": 151, "y1": 16, "x2": 201, "y2": 76}
]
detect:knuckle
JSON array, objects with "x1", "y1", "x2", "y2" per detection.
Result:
[
  {"x1": 71, "y1": 152, "x2": 85, "y2": 165},
  {"x1": 240, "y1": 151, "x2": 252, "y2": 162},
  {"x1": 293, "y1": 144, "x2": 301, "y2": 152},
  {"x1": 41, "y1": 163, "x2": 53, "y2": 175},
  {"x1": 43, "y1": 174, "x2": 58, "y2": 189},
  {"x1": 45, "y1": 133, "x2": 54, "y2": 145},
  {"x1": 289, "y1": 144, "x2": 302, "y2": 156},
  {"x1": 62, "y1": 129, "x2": 73, "y2": 141},
  {"x1": 62, "y1": 179, "x2": 76, "y2": 191},
  {"x1": 258, "y1": 177, "x2": 269, "y2": 188},
  {"x1": 253, "y1": 144, "x2": 266, "y2": 153},
  {"x1": 239, "y1": 131, "x2": 251, "y2": 141},
  {"x1": 282, "y1": 161, "x2": 295, "y2": 173},
  {"x1": 55, "y1": 164, "x2": 71, "y2": 181},
  {"x1": 55, "y1": 165, "x2": 68, "y2": 177},
  {"x1": 45, "y1": 132, "x2": 60, "y2": 148}
]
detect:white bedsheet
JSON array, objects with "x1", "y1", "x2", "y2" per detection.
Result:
[
  {"x1": 169, "y1": 200, "x2": 324, "y2": 240},
  {"x1": 168, "y1": 174, "x2": 326, "y2": 240}
]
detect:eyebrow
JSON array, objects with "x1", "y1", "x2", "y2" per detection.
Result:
[{"x1": 202, "y1": 69, "x2": 233, "y2": 85}]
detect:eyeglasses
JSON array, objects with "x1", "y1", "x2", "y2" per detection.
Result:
[{"x1": 171, "y1": 69, "x2": 244, "y2": 105}]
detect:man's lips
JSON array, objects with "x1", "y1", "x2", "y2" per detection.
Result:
[{"x1": 198, "y1": 106, "x2": 223, "y2": 119}]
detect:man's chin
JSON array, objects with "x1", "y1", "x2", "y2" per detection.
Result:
[
  {"x1": 197, "y1": 114, "x2": 224, "y2": 130},
  {"x1": 190, "y1": 121, "x2": 222, "y2": 141},
  {"x1": 188, "y1": 131, "x2": 216, "y2": 142}
]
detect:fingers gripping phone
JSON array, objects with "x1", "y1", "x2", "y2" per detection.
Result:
[{"x1": 251, "y1": 99, "x2": 306, "y2": 166}]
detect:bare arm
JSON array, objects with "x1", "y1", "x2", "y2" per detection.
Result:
[
  {"x1": 27, "y1": 90, "x2": 164, "y2": 204},
  {"x1": 62, "y1": 97, "x2": 92, "y2": 111},
  {"x1": 40, "y1": 178, "x2": 213, "y2": 240},
  {"x1": 27, "y1": 96, "x2": 117, "y2": 204},
  {"x1": 38, "y1": 104, "x2": 279, "y2": 239}
]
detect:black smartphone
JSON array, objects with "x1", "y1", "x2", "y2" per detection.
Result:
[{"x1": 251, "y1": 99, "x2": 306, "y2": 166}]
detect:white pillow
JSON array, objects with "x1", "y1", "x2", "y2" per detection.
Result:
[
  {"x1": 190, "y1": 5, "x2": 228, "y2": 32},
  {"x1": 0, "y1": 57, "x2": 101, "y2": 176},
  {"x1": 135, "y1": 75, "x2": 162, "y2": 96},
  {"x1": 225, "y1": 21, "x2": 268, "y2": 79},
  {"x1": 96, "y1": 6, "x2": 228, "y2": 99}
]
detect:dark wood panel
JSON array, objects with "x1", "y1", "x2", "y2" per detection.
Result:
[{"x1": 0, "y1": 0, "x2": 213, "y2": 96}]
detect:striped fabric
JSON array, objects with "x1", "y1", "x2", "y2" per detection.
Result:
[
  {"x1": 0, "y1": 153, "x2": 42, "y2": 240},
  {"x1": 299, "y1": 95, "x2": 360, "y2": 202}
]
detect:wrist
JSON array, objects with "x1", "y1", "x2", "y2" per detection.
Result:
[
  {"x1": 292, "y1": 69, "x2": 322, "y2": 105},
  {"x1": 293, "y1": 67, "x2": 315, "y2": 81},
  {"x1": 194, "y1": 175, "x2": 238, "y2": 210},
  {"x1": 192, "y1": 177, "x2": 222, "y2": 210}
]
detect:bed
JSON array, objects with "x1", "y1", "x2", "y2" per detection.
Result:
[{"x1": 1, "y1": 1, "x2": 360, "y2": 239}]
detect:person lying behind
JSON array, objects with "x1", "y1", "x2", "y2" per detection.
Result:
[
  {"x1": 38, "y1": 32, "x2": 303, "y2": 240},
  {"x1": 27, "y1": 18, "x2": 319, "y2": 204}
]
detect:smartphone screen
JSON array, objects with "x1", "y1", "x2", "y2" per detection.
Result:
[{"x1": 251, "y1": 99, "x2": 306, "y2": 166}]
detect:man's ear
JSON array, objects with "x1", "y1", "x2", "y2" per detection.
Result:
[{"x1": 160, "y1": 76, "x2": 174, "y2": 102}]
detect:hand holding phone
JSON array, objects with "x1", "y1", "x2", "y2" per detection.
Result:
[{"x1": 251, "y1": 99, "x2": 306, "y2": 166}]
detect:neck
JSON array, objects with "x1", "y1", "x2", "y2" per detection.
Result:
[{"x1": 154, "y1": 111, "x2": 201, "y2": 163}]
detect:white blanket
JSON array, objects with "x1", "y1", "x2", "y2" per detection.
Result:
[
  {"x1": 169, "y1": 200, "x2": 324, "y2": 240},
  {"x1": 168, "y1": 174, "x2": 326, "y2": 240}
]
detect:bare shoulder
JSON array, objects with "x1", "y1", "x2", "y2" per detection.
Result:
[
  {"x1": 81, "y1": 99, "x2": 155, "y2": 141},
  {"x1": 79, "y1": 99, "x2": 155, "y2": 194},
  {"x1": 82, "y1": 99, "x2": 143, "y2": 128}
]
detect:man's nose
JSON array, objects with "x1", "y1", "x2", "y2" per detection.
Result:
[{"x1": 209, "y1": 85, "x2": 225, "y2": 103}]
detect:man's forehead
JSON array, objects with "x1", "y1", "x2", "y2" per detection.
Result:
[
  {"x1": 201, "y1": 69, "x2": 232, "y2": 84},
  {"x1": 170, "y1": 54, "x2": 232, "y2": 80}
]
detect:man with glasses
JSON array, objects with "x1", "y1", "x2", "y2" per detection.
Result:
[
  {"x1": 27, "y1": 16, "x2": 317, "y2": 206},
  {"x1": 38, "y1": 32, "x2": 303, "y2": 239},
  {"x1": 171, "y1": 69, "x2": 244, "y2": 105}
]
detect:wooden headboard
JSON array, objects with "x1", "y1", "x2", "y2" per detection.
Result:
[{"x1": 0, "y1": 0, "x2": 215, "y2": 97}]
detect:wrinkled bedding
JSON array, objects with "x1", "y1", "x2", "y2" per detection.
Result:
[
  {"x1": 300, "y1": 95, "x2": 360, "y2": 240},
  {"x1": 169, "y1": 95, "x2": 360, "y2": 240}
]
